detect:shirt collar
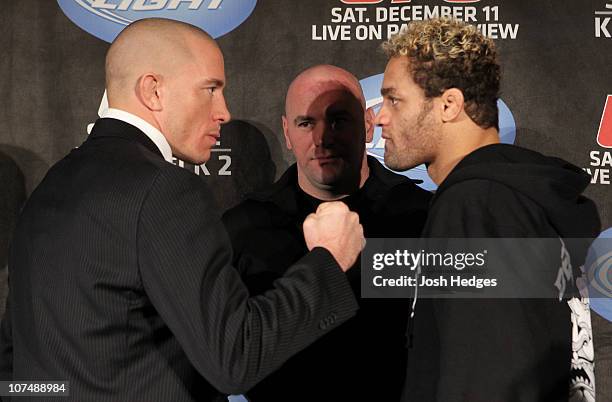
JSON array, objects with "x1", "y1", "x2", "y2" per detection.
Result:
[{"x1": 101, "y1": 108, "x2": 173, "y2": 163}]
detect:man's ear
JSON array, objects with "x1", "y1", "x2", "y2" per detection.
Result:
[
  {"x1": 365, "y1": 107, "x2": 375, "y2": 143},
  {"x1": 440, "y1": 88, "x2": 464, "y2": 123},
  {"x1": 282, "y1": 115, "x2": 292, "y2": 150},
  {"x1": 136, "y1": 73, "x2": 163, "y2": 111}
]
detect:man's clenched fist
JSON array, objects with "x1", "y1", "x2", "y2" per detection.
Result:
[{"x1": 303, "y1": 202, "x2": 364, "y2": 272}]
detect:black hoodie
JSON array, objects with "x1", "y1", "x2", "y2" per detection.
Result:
[{"x1": 403, "y1": 144, "x2": 601, "y2": 402}]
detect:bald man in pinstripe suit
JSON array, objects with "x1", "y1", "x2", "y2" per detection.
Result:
[{"x1": 0, "y1": 18, "x2": 364, "y2": 401}]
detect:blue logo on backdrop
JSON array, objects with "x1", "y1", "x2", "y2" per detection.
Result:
[
  {"x1": 360, "y1": 73, "x2": 517, "y2": 191},
  {"x1": 585, "y1": 227, "x2": 612, "y2": 321},
  {"x1": 57, "y1": 0, "x2": 257, "y2": 42}
]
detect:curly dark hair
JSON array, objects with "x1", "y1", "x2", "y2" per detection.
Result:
[{"x1": 383, "y1": 18, "x2": 500, "y2": 129}]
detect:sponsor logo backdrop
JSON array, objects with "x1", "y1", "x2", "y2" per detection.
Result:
[{"x1": 1, "y1": 0, "x2": 609, "y2": 217}]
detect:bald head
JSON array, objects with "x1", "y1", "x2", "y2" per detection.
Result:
[
  {"x1": 103, "y1": 18, "x2": 230, "y2": 165},
  {"x1": 285, "y1": 65, "x2": 366, "y2": 116},
  {"x1": 282, "y1": 65, "x2": 374, "y2": 200},
  {"x1": 105, "y1": 18, "x2": 216, "y2": 105}
]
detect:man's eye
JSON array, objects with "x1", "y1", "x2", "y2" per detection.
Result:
[
  {"x1": 331, "y1": 118, "x2": 348, "y2": 130},
  {"x1": 206, "y1": 87, "x2": 216, "y2": 95},
  {"x1": 297, "y1": 121, "x2": 313, "y2": 128},
  {"x1": 389, "y1": 97, "x2": 398, "y2": 105}
]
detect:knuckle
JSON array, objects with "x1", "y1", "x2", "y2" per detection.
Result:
[
  {"x1": 318, "y1": 201, "x2": 332, "y2": 212},
  {"x1": 303, "y1": 214, "x2": 316, "y2": 226}
]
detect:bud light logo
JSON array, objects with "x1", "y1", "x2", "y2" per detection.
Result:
[
  {"x1": 585, "y1": 227, "x2": 612, "y2": 322},
  {"x1": 360, "y1": 73, "x2": 516, "y2": 191},
  {"x1": 57, "y1": 0, "x2": 257, "y2": 43}
]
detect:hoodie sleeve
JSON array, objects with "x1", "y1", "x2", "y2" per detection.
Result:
[{"x1": 409, "y1": 180, "x2": 573, "y2": 402}]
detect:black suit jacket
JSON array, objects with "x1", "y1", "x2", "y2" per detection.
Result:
[{"x1": 0, "y1": 118, "x2": 358, "y2": 401}]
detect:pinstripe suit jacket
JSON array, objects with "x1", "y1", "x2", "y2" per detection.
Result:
[{"x1": 0, "y1": 118, "x2": 358, "y2": 401}]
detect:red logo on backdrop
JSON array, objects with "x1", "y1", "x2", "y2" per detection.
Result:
[{"x1": 597, "y1": 95, "x2": 612, "y2": 148}]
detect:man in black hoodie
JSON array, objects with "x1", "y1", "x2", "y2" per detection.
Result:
[{"x1": 375, "y1": 18, "x2": 601, "y2": 401}]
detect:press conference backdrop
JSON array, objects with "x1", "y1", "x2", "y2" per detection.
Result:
[
  {"x1": 0, "y1": 0, "x2": 611, "y2": 399},
  {"x1": 1, "y1": 0, "x2": 611, "y2": 219}
]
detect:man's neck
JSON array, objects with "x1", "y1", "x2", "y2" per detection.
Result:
[{"x1": 428, "y1": 126, "x2": 499, "y2": 185}]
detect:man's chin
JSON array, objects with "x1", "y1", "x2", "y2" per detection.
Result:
[
  {"x1": 308, "y1": 169, "x2": 342, "y2": 187},
  {"x1": 383, "y1": 150, "x2": 425, "y2": 172},
  {"x1": 384, "y1": 157, "x2": 411, "y2": 172},
  {"x1": 175, "y1": 152, "x2": 210, "y2": 166}
]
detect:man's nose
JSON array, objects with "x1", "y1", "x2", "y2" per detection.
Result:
[
  {"x1": 374, "y1": 105, "x2": 388, "y2": 126},
  {"x1": 215, "y1": 95, "x2": 231, "y2": 123},
  {"x1": 313, "y1": 123, "x2": 335, "y2": 147}
]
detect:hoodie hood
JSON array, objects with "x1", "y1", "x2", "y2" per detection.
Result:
[{"x1": 435, "y1": 143, "x2": 600, "y2": 237}]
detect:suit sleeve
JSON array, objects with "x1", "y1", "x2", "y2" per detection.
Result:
[{"x1": 137, "y1": 167, "x2": 358, "y2": 394}]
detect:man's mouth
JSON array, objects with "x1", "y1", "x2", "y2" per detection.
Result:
[
  {"x1": 313, "y1": 155, "x2": 339, "y2": 162},
  {"x1": 207, "y1": 132, "x2": 220, "y2": 144}
]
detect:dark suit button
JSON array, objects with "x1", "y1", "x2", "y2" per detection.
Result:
[{"x1": 319, "y1": 312, "x2": 338, "y2": 330}]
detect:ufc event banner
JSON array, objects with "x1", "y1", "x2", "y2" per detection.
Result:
[{"x1": 0, "y1": 0, "x2": 611, "y2": 398}]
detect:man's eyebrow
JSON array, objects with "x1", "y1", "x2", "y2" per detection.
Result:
[
  {"x1": 200, "y1": 78, "x2": 225, "y2": 87},
  {"x1": 294, "y1": 115, "x2": 314, "y2": 125},
  {"x1": 327, "y1": 110, "x2": 352, "y2": 117},
  {"x1": 380, "y1": 87, "x2": 395, "y2": 97}
]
